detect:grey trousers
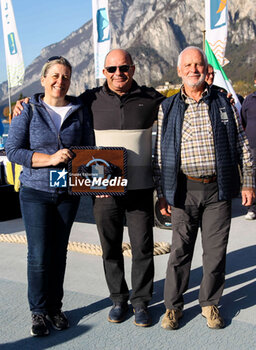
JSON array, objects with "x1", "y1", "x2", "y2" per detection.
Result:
[{"x1": 164, "y1": 177, "x2": 231, "y2": 310}]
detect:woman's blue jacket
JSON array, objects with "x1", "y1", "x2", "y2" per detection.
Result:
[{"x1": 5, "y1": 93, "x2": 94, "y2": 193}]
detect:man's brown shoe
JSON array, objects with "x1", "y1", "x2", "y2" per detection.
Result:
[
  {"x1": 202, "y1": 305, "x2": 225, "y2": 329},
  {"x1": 161, "y1": 309, "x2": 183, "y2": 330}
]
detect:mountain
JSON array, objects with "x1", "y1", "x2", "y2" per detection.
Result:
[{"x1": 1, "y1": 0, "x2": 256, "y2": 106}]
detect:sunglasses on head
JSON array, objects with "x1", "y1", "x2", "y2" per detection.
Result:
[
  {"x1": 105, "y1": 65, "x2": 133, "y2": 73},
  {"x1": 47, "y1": 56, "x2": 63, "y2": 62}
]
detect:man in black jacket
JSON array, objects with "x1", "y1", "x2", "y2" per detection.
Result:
[
  {"x1": 80, "y1": 49, "x2": 164, "y2": 326},
  {"x1": 241, "y1": 72, "x2": 256, "y2": 220}
]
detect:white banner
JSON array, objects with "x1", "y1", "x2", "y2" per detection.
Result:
[
  {"x1": 92, "y1": 0, "x2": 111, "y2": 80},
  {"x1": 205, "y1": 0, "x2": 228, "y2": 67},
  {"x1": 0, "y1": 0, "x2": 25, "y2": 87}
]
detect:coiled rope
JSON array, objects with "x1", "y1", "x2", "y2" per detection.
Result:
[{"x1": 0, "y1": 234, "x2": 171, "y2": 257}]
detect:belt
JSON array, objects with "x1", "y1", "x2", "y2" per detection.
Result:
[{"x1": 186, "y1": 175, "x2": 217, "y2": 184}]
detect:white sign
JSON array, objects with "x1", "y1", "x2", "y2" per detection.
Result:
[
  {"x1": 1, "y1": 0, "x2": 25, "y2": 87},
  {"x1": 205, "y1": 0, "x2": 228, "y2": 66},
  {"x1": 92, "y1": 0, "x2": 111, "y2": 79}
]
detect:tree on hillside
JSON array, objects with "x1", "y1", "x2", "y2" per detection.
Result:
[
  {"x1": 2, "y1": 94, "x2": 25, "y2": 118},
  {"x1": 233, "y1": 81, "x2": 254, "y2": 98}
]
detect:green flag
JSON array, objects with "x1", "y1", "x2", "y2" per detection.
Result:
[{"x1": 205, "y1": 40, "x2": 241, "y2": 113}]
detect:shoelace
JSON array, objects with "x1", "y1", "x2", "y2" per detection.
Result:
[
  {"x1": 168, "y1": 310, "x2": 176, "y2": 320},
  {"x1": 136, "y1": 308, "x2": 147, "y2": 314},
  {"x1": 51, "y1": 312, "x2": 64, "y2": 321},
  {"x1": 210, "y1": 306, "x2": 220, "y2": 320},
  {"x1": 32, "y1": 314, "x2": 45, "y2": 324}
]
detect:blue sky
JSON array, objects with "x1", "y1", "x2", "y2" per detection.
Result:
[{"x1": 0, "y1": 0, "x2": 92, "y2": 83}]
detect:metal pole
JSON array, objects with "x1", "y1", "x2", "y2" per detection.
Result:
[
  {"x1": 202, "y1": 30, "x2": 206, "y2": 51},
  {"x1": 96, "y1": 78, "x2": 105, "y2": 87},
  {"x1": 8, "y1": 84, "x2": 12, "y2": 124}
]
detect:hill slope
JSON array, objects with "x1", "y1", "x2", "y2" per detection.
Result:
[{"x1": 0, "y1": 0, "x2": 255, "y2": 105}]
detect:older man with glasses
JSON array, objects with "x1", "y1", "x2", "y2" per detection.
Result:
[
  {"x1": 79, "y1": 49, "x2": 164, "y2": 326},
  {"x1": 205, "y1": 64, "x2": 215, "y2": 86},
  {"x1": 154, "y1": 46, "x2": 255, "y2": 330}
]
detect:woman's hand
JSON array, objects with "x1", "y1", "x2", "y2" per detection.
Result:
[
  {"x1": 50, "y1": 149, "x2": 74, "y2": 166},
  {"x1": 31, "y1": 149, "x2": 74, "y2": 167}
]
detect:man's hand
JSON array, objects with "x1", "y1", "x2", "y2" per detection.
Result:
[
  {"x1": 241, "y1": 187, "x2": 255, "y2": 206},
  {"x1": 227, "y1": 92, "x2": 235, "y2": 106},
  {"x1": 13, "y1": 97, "x2": 30, "y2": 117},
  {"x1": 158, "y1": 197, "x2": 171, "y2": 217}
]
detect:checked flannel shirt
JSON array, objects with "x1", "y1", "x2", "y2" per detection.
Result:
[{"x1": 154, "y1": 86, "x2": 255, "y2": 198}]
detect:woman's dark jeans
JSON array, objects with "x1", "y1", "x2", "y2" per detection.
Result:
[{"x1": 19, "y1": 186, "x2": 80, "y2": 314}]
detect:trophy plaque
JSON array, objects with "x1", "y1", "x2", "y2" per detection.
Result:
[{"x1": 68, "y1": 146, "x2": 127, "y2": 195}]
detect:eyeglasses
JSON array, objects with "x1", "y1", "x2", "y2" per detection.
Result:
[
  {"x1": 47, "y1": 56, "x2": 63, "y2": 62},
  {"x1": 105, "y1": 65, "x2": 133, "y2": 73}
]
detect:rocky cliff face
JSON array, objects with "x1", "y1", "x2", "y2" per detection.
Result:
[{"x1": 0, "y1": 0, "x2": 255, "y2": 105}]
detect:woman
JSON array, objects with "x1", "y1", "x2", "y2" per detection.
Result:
[{"x1": 6, "y1": 56, "x2": 94, "y2": 337}]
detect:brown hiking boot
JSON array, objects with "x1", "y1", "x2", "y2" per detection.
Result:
[
  {"x1": 202, "y1": 305, "x2": 225, "y2": 329},
  {"x1": 161, "y1": 309, "x2": 183, "y2": 330}
]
